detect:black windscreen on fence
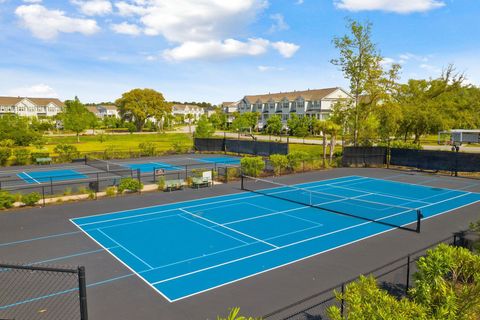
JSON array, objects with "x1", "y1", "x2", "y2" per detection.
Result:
[
  {"x1": 194, "y1": 138, "x2": 225, "y2": 152},
  {"x1": 390, "y1": 149, "x2": 480, "y2": 172},
  {"x1": 342, "y1": 147, "x2": 387, "y2": 167},
  {"x1": 194, "y1": 138, "x2": 288, "y2": 156}
]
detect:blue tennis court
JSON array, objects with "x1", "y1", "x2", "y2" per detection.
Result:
[
  {"x1": 17, "y1": 169, "x2": 87, "y2": 184},
  {"x1": 71, "y1": 175, "x2": 480, "y2": 302},
  {"x1": 196, "y1": 157, "x2": 241, "y2": 165},
  {"x1": 124, "y1": 162, "x2": 182, "y2": 173}
]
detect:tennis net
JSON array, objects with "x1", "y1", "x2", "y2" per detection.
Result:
[
  {"x1": 85, "y1": 157, "x2": 133, "y2": 177},
  {"x1": 241, "y1": 175, "x2": 423, "y2": 233}
]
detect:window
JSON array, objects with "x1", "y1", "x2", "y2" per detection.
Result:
[
  {"x1": 282, "y1": 114, "x2": 289, "y2": 121},
  {"x1": 297, "y1": 100, "x2": 304, "y2": 109},
  {"x1": 269, "y1": 102, "x2": 275, "y2": 109},
  {"x1": 282, "y1": 101, "x2": 289, "y2": 108}
]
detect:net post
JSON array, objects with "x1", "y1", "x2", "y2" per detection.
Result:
[
  {"x1": 416, "y1": 210, "x2": 422, "y2": 233},
  {"x1": 78, "y1": 266, "x2": 88, "y2": 320}
]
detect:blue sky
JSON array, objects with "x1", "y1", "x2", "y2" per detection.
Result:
[{"x1": 0, "y1": 0, "x2": 479, "y2": 104}]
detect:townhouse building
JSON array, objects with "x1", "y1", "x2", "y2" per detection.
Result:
[
  {"x1": 0, "y1": 96, "x2": 64, "y2": 117},
  {"x1": 237, "y1": 87, "x2": 350, "y2": 129}
]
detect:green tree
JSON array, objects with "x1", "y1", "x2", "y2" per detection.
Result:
[
  {"x1": 331, "y1": 19, "x2": 400, "y2": 146},
  {"x1": 115, "y1": 88, "x2": 171, "y2": 132},
  {"x1": 194, "y1": 115, "x2": 215, "y2": 138},
  {"x1": 232, "y1": 112, "x2": 260, "y2": 134},
  {"x1": 265, "y1": 115, "x2": 283, "y2": 138},
  {"x1": 327, "y1": 275, "x2": 428, "y2": 320},
  {"x1": 210, "y1": 109, "x2": 228, "y2": 130},
  {"x1": 0, "y1": 147, "x2": 11, "y2": 166},
  {"x1": 61, "y1": 97, "x2": 92, "y2": 142},
  {"x1": 410, "y1": 244, "x2": 480, "y2": 319},
  {"x1": 54, "y1": 144, "x2": 80, "y2": 162},
  {"x1": 0, "y1": 115, "x2": 41, "y2": 146}
]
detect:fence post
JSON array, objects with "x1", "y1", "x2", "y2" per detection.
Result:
[
  {"x1": 50, "y1": 177, "x2": 54, "y2": 195},
  {"x1": 153, "y1": 169, "x2": 156, "y2": 183},
  {"x1": 340, "y1": 282, "x2": 345, "y2": 316},
  {"x1": 78, "y1": 266, "x2": 88, "y2": 320},
  {"x1": 405, "y1": 255, "x2": 411, "y2": 296},
  {"x1": 240, "y1": 175, "x2": 244, "y2": 190},
  {"x1": 42, "y1": 186, "x2": 46, "y2": 207},
  {"x1": 137, "y1": 169, "x2": 141, "y2": 193},
  {"x1": 225, "y1": 166, "x2": 228, "y2": 183}
]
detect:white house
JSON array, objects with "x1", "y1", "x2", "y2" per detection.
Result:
[
  {"x1": 171, "y1": 104, "x2": 205, "y2": 122},
  {"x1": 0, "y1": 96, "x2": 64, "y2": 117},
  {"x1": 86, "y1": 105, "x2": 120, "y2": 118},
  {"x1": 237, "y1": 87, "x2": 351, "y2": 129},
  {"x1": 221, "y1": 101, "x2": 239, "y2": 126}
]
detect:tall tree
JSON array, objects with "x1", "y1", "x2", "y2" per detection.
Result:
[
  {"x1": 115, "y1": 88, "x2": 171, "y2": 132},
  {"x1": 265, "y1": 115, "x2": 283, "y2": 138},
  {"x1": 331, "y1": 19, "x2": 400, "y2": 146},
  {"x1": 62, "y1": 97, "x2": 92, "y2": 142},
  {"x1": 194, "y1": 115, "x2": 215, "y2": 138}
]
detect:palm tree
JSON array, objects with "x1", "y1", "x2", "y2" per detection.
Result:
[
  {"x1": 314, "y1": 120, "x2": 328, "y2": 168},
  {"x1": 327, "y1": 121, "x2": 341, "y2": 164}
]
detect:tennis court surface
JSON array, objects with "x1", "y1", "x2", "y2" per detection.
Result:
[
  {"x1": 71, "y1": 175, "x2": 480, "y2": 302},
  {"x1": 17, "y1": 169, "x2": 87, "y2": 184}
]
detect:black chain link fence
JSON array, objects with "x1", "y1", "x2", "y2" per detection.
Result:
[
  {"x1": 262, "y1": 231, "x2": 471, "y2": 320},
  {"x1": 0, "y1": 263, "x2": 88, "y2": 320}
]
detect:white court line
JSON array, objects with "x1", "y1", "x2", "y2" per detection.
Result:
[
  {"x1": 178, "y1": 208, "x2": 279, "y2": 249},
  {"x1": 96, "y1": 229, "x2": 154, "y2": 270},
  {"x1": 20, "y1": 171, "x2": 41, "y2": 184},
  {"x1": 178, "y1": 215, "x2": 250, "y2": 245}
]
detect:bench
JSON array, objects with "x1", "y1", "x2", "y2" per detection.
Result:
[
  {"x1": 35, "y1": 157, "x2": 52, "y2": 165},
  {"x1": 165, "y1": 179, "x2": 184, "y2": 192},
  {"x1": 191, "y1": 177, "x2": 212, "y2": 189}
]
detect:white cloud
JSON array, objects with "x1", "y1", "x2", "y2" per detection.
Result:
[
  {"x1": 258, "y1": 65, "x2": 285, "y2": 72},
  {"x1": 15, "y1": 4, "x2": 100, "y2": 40},
  {"x1": 23, "y1": 0, "x2": 42, "y2": 3},
  {"x1": 163, "y1": 38, "x2": 270, "y2": 61},
  {"x1": 115, "y1": 1, "x2": 148, "y2": 16},
  {"x1": 139, "y1": 0, "x2": 268, "y2": 42},
  {"x1": 420, "y1": 63, "x2": 441, "y2": 73},
  {"x1": 296, "y1": 0, "x2": 304, "y2": 4},
  {"x1": 71, "y1": 0, "x2": 112, "y2": 16},
  {"x1": 269, "y1": 13, "x2": 289, "y2": 33},
  {"x1": 334, "y1": 0, "x2": 445, "y2": 13},
  {"x1": 271, "y1": 41, "x2": 300, "y2": 58},
  {"x1": 111, "y1": 22, "x2": 141, "y2": 35},
  {"x1": 9, "y1": 84, "x2": 58, "y2": 98}
]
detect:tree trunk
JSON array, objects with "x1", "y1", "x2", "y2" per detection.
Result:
[
  {"x1": 329, "y1": 135, "x2": 335, "y2": 163},
  {"x1": 322, "y1": 133, "x2": 327, "y2": 168},
  {"x1": 76, "y1": 132, "x2": 80, "y2": 143}
]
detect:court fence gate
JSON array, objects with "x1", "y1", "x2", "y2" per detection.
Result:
[
  {"x1": 261, "y1": 231, "x2": 474, "y2": 320},
  {"x1": 0, "y1": 263, "x2": 88, "y2": 320}
]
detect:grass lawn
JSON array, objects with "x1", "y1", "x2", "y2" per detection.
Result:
[
  {"x1": 36, "y1": 133, "x2": 193, "y2": 155},
  {"x1": 289, "y1": 143, "x2": 342, "y2": 156}
]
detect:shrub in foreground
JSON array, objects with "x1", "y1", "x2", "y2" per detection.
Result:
[
  {"x1": 240, "y1": 157, "x2": 264, "y2": 177},
  {"x1": 117, "y1": 178, "x2": 143, "y2": 193},
  {"x1": 22, "y1": 192, "x2": 41, "y2": 206},
  {"x1": 0, "y1": 190, "x2": 15, "y2": 209}
]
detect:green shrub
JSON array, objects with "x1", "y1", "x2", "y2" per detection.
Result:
[
  {"x1": 78, "y1": 187, "x2": 88, "y2": 194},
  {"x1": 87, "y1": 189, "x2": 96, "y2": 199},
  {"x1": 157, "y1": 177, "x2": 166, "y2": 191},
  {"x1": 54, "y1": 144, "x2": 80, "y2": 162},
  {"x1": 139, "y1": 142, "x2": 157, "y2": 156},
  {"x1": 63, "y1": 187, "x2": 72, "y2": 196},
  {"x1": 270, "y1": 154, "x2": 289, "y2": 176},
  {"x1": 287, "y1": 151, "x2": 310, "y2": 170},
  {"x1": 105, "y1": 186, "x2": 117, "y2": 197},
  {"x1": 240, "y1": 157, "x2": 265, "y2": 177},
  {"x1": 0, "y1": 190, "x2": 15, "y2": 209},
  {"x1": 14, "y1": 148, "x2": 30, "y2": 165},
  {"x1": 0, "y1": 147, "x2": 11, "y2": 166},
  {"x1": 171, "y1": 141, "x2": 189, "y2": 153},
  {"x1": 117, "y1": 178, "x2": 143, "y2": 193},
  {"x1": 0, "y1": 139, "x2": 15, "y2": 148},
  {"x1": 22, "y1": 192, "x2": 41, "y2": 206}
]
